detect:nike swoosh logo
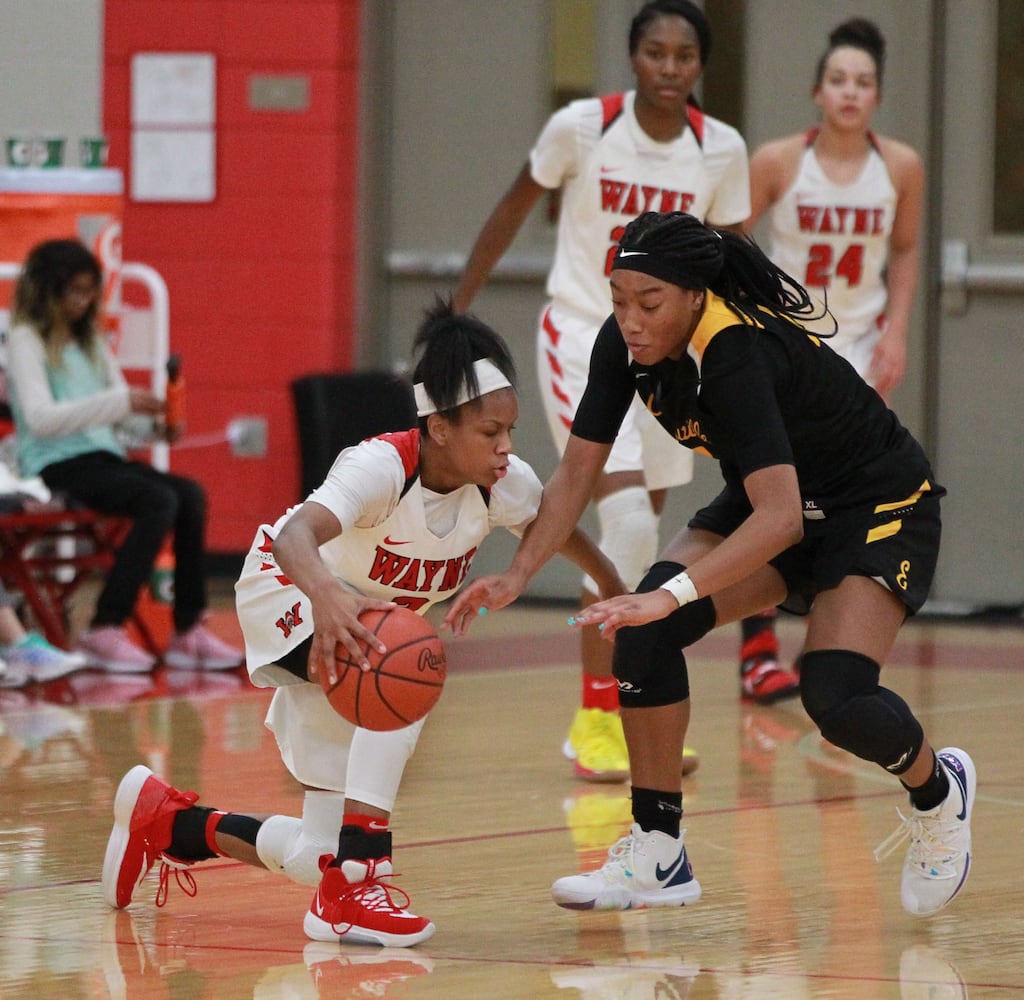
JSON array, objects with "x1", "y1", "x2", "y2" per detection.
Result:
[
  {"x1": 383, "y1": 536, "x2": 411, "y2": 545},
  {"x1": 618, "y1": 250, "x2": 648, "y2": 258},
  {"x1": 939, "y1": 753, "x2": 970, "y2": 821},
  {"x1": 313, "y1": 893, "x2": 326, "y2": 918},
  {"x1": 368, "y1": 821, "x2": 389, "y2": 831},
  {"x1": 600, "y1": 165, "x2": 621, "y2": 173},
  {"x1": 133, "y1": 849, "x2": 151, "y2": 894},
  {"x1": 591, "y1": 679, "x2": 618, "y2": 690},
  {"x1": 654, "y1": 847, "x2": 686, "y2": 883}
]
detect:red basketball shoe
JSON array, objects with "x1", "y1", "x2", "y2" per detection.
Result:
[
  {"x1": 304, "y1": 854, "x2": 435, "y2": 947},
  {"x1": 102, "y1": 765, "x2": 200, "y2": 908},
  {"x1": 740, "y1": 632, "x2": 800, "y2": 704}
]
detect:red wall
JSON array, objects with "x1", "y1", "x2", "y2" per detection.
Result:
[{"x1": 103, "y1": 0, "x2": 362, "y2": 555}]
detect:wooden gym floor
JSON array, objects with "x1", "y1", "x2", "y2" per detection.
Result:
[{"x1": 0, "y1": 584, "x2": 1022, "y2": 999}]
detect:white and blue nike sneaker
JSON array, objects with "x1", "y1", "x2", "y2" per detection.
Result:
[
  {"x1": 875, "y1": 746, "x2": 976, "y2": 917},
  {"x1": 551, "y1": 822, "x2": 702, "y2": 910}
]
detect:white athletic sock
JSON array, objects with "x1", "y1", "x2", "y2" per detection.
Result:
[{"x1": 254, "y1": 790, "x2": 345, "y2": 885}]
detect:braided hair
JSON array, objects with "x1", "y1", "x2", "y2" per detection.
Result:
[
  {"x1": 412, "y1": 297, "x2": 517, "y2": 422},
  {"x1": 617, "y1": 212, "x2": 830, "y2": 331}
]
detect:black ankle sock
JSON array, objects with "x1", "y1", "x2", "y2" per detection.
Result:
[
  {"x1": 216, "y1": 812, "x2": 263, "y2": 846},
  {"x1": 169, "y1": 806, "x2": 220, "y2": 862},
  {"x1": 903, "y1": 752, "x2": 950, "y2": 812},
  {"x1": 329, "y1": 825, "x2": 392, "y2": 868},
  {"x1": 631, "y1": 786, "x2": 682, "y2": 838}
]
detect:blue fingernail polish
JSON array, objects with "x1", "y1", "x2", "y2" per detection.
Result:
[
  {"x1": 567, "y1": 616, "x2": 576, "y2": 626},
  {"x1": 478, "y1": 606, "x2": 488, "y2": 616},
  {"x1": 598, "y1": 623, "x2": 605, "y2": 631}
]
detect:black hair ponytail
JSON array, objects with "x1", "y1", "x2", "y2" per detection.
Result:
[{"x1": 412, "y1": 297, "x2": 517, "y2": 418}]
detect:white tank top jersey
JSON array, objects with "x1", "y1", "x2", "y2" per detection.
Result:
[
  {"x1": 235, "y1": 430, "x2": 542, "y2": 687},
  {"x1": 768, "y1": 130, "x2": 897, "y2": 348},
  {"x1": 530, "y1": 90, "x2": 750, "y2": 325}
]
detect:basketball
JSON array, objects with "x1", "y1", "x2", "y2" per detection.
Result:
[{"x1": 319, "y1": 607, "x2": 447, "y2": 731}]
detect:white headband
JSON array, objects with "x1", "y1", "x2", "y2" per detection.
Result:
[{"x1": 414, "y1": 358, "x2": 513, "y2": 417}]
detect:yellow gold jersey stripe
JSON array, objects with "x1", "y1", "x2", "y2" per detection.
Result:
[
  {"x1": 873, "y1": 480, "x2": 932, "y2": 515},
  {"x1": 867, "y1": 520, "x2": 902, "y2": 544}
]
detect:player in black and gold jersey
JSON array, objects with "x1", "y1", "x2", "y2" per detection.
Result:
[{"x1": 447, "y1": 210, "x2": 975, "y2": 919}]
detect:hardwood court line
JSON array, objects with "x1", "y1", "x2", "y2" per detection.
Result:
[
  {"x1": 0, "y1": 857, "x2": 246, "y2": 899},
  {"x1": 398, "y1": 788, "x2": 898, "y2": 852},
  {"x1": 27, "y1": 786, "x2": 901, "y2": 905}
]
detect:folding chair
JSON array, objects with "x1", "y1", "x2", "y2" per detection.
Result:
[{"x1": 0, "y1": 507, "x2": 160, "y2": 651}]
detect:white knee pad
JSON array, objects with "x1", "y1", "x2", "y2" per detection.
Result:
[
  {"x1": 256, "y1": 816, "x2": 326, "y2": 885},
  {"x1": 583, "y1": 486, "x2": 659, "y2": 593},
  {"x1": 255, "y1": 790, "x2": 345, "y2": 886}
]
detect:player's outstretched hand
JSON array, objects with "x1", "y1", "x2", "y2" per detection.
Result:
[
  {"x1": 569, "y1": 589, "x2": 678, "y2": 641},
  {"x1": 444, "y1": 573, "x2": 523, "y2": 636}
]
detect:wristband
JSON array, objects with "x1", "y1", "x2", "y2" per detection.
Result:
[{"x1": 659, "y1": 571, "x2": 698, "y2": 607}]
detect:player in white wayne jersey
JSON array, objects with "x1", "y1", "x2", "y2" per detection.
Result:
[
  {"x1": 455, "y1": 1, "x2": 799, "y2": 788},
  {"x1": 749, "y1": 17, "x2": 924, "y2": 400},
  {"x1": 100, "y1": 301, "x2": 620, "y2": 948}
]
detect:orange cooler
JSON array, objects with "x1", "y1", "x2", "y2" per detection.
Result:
[{"x1": 0, "y1": 167, "x2": 124, "y2": 325}]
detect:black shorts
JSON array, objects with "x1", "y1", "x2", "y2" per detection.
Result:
[
  {"x1": 277, "y1": 636, "x2": 313, "y2": 681},
  {"x1": 688, "y1": 483, "x2": 945, "y2": 616}
]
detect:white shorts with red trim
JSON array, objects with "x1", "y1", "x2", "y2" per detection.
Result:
[{"x1": 535, "y1": 302, "x2": 694, "y2": 490}]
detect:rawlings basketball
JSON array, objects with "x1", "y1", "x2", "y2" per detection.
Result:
[{"x1": 320, "y1": 607, "x2": 447, "y2": 731}]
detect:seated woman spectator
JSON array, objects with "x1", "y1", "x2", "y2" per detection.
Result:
[{"x1": 5, "y1": 238, "x2": 242, "y2": 674}]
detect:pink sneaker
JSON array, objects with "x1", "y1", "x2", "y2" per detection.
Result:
[
  {"x1": 78, "y1": 626, "x2": 157, "y2": 673},
  {"x1": 165, "y1": 622, "x2": 243, "y2": 671},
  {"x1": 101, "y1": 764, "x2": 200, "y2": 908}
]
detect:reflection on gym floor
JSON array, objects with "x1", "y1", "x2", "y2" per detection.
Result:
[{"x1": 0, "y1": 602, "x2": 1019, "y2": 998}]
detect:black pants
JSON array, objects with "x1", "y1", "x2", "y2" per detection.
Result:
[{"x1": 42, "y1": 450, "x2": 208, "y2": 632}]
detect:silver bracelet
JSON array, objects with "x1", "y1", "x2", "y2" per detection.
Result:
[{"x1": 659, "y1": 571, "x2": 698, "y2": 607}]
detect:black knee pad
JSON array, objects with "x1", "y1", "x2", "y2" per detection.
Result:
[
  {"x1": 613, "y1": 561, "x2": 716, "y2": 708},
  {"x1": 800, "y1": 649, "x2": 923, "y2": 774}
]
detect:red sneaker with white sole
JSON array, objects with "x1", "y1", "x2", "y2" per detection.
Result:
[
  {"x1": 101, "y1": 764, "x2": 199, "y2": 908},
  {"x1": 304, "y1": 854, "x2": 435, "y2": 947}
]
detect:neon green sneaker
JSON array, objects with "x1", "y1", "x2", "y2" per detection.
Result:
[
  {"x1": 563, "y1": 706, "x2": 701, "y2": 782},
  {"x1": 562, "y1": 708, "x2": 630, "y2": 783}
]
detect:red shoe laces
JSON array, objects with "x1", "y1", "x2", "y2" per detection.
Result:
[
  {"x1": 330, "y1": 859, "x2": 413, "y2": 933},
  {"x1": 155, "y1": 857, "x2": 198, "y2": 907}
]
